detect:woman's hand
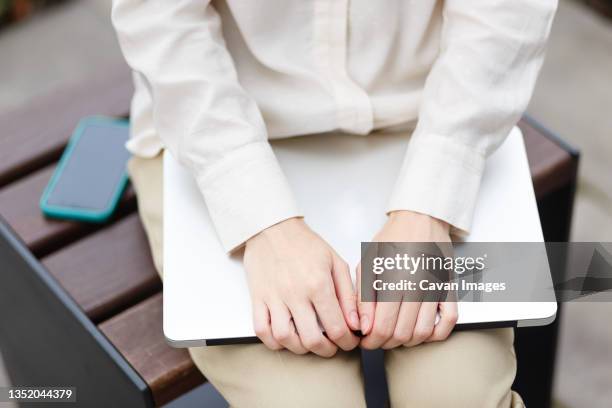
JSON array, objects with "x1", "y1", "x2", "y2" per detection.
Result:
[
  {"x1": 358, "y1": 210, "x2": 458, "y2": 350},
  {"x1": 244, "y1": 218, "x2": 360, "y2": 357}
]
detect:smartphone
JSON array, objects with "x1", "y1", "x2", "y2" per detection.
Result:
[{"x1": 40, "y1": 116, "x2": 131, "y2": 223}]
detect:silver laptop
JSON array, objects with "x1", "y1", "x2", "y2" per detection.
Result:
[{"x1": 163, "y1": 127, "x2": 557, "y2": 347}]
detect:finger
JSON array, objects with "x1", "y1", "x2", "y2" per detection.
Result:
[
  {"x1": 357, "y1": 263, "x2": 376, "y2": 335},
  {"x1": 269, "y1": 302, "x2": 307, "y2": 354},
  {"x1": 382, "y1": 300, "x2": 420, "y2": 349},
  {"x1": 252, "y1": 301, "x2": 282, "y2": 350},
  {"x1": 331, "y1": 254, "x2": 360, "y2": 331},
  {"x1": 360, "y1": 301, "x2": 401, "y2": 349},
  {"x1": 427, "y1": 301, "x2": 458, "y2": 342},
  {"x1": 312, "y1": 275, "x2": 359, "y2": 351},
  {"x1": 403, "y1": 301, "x2": 437, "y2": 347},
  {"x1": 291, "y1": 302, "x2": 338, "y2": 357}
]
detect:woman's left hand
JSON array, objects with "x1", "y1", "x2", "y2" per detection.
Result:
[{"x1": 358, "y1": 210, "x2": 458, "y2": 350}]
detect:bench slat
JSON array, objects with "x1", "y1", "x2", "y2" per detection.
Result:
[
  {"x1": 0, "y1": 165, "x2": 136, "y2": 256},
  {"x1": 0, "y1": 116, "x2": 571, "y2": 258},
  {"x1": 42, "y1": 214, "x2": 161, "y2": 322},
  {"x1": 0, "y1": 118, "x2": 573, "y2": 259},
  {"x1": 0, "y1": 66, "x2": 133, "y2": 187},
  {"x1": 519, "y1": 119, "x2": 577, "y2": 198},
  {"x1": 99, "y1": 293, "x2": 205, "y2": 406}
]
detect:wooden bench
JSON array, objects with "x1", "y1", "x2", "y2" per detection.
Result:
[{"x1": 0, "y1": 68, "x2": 578, "y2": 407}]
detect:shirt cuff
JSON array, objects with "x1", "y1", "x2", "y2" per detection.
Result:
[
  {"x1": 387, "y1": 134, "x2": 486, "y2": 234},
  {"x1": 194, "y1": 141, "x2": 302, "y2": 252}
]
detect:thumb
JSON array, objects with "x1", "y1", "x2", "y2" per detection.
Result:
[
  {"x1": 331, "y1": 253, "x2": 360, "y2": 331},
  {"x1": 357, "y1": 263, "x2": 376, "y2": 335}
]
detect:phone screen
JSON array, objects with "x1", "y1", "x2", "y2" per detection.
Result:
[{"x1": 46, "y1": 122, "x2": 131, "y2": 212}]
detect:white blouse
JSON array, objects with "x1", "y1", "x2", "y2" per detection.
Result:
[{"x1": 111, "y1": 0, "x2": 557, "y2": 251}]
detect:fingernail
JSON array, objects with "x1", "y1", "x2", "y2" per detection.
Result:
[
  {"x1": 361, "y1": 315, "x2": 370, "y2": 335},
  {"x1": 350, "y1": 310, "x2": 360, "y2": 329}
]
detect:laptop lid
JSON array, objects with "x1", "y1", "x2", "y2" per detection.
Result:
[{"x1": 163, "y1": 127, "x2": 557, "y2": 347}]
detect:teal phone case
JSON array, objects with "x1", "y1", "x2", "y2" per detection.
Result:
[{"x1": 39, "y1": 116, "x2": 130, "y2": 223}]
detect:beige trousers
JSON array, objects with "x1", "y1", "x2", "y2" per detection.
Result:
[{"x1": 128, "y1": 153, "x2": 525, "y2": 408}]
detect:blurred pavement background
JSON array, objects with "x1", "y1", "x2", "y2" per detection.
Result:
[
  {"x1": 528, "y1": 1, "x2": 612, "y2": 407},
  {"x1": 1, "y1": 0, "x2": 611, "y2": 407}
]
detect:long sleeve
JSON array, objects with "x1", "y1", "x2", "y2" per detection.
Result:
[
  {"x1": 111, "y1": 0, "x2": 301, "y2": 251},
  {"x1": 388, "y1": 0, "x2": 557, "y2": 233}
]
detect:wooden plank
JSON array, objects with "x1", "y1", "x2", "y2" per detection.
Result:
[
  {"x1": 42, "y1": 214, "x2": 161, "y2": 322},
  {"x1": 99, "y1": 293, "x2": 205, "y2": 406},
  {"x1": 519, "y1": 119, "x2": 577, "y2": 198},
  {"x1": 0, "y1": 119, "x2": 571, "y2": 257},
  {"x1": 0, "y1": 65, "x2": 133, "y2": 187},
  {"x1": 0, "y1": 164, "x2": 136, "y2": 256}
]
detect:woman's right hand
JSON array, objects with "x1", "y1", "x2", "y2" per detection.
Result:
[{"x1": 244, "y1": 217, "x2": 360, "y2": 357}]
